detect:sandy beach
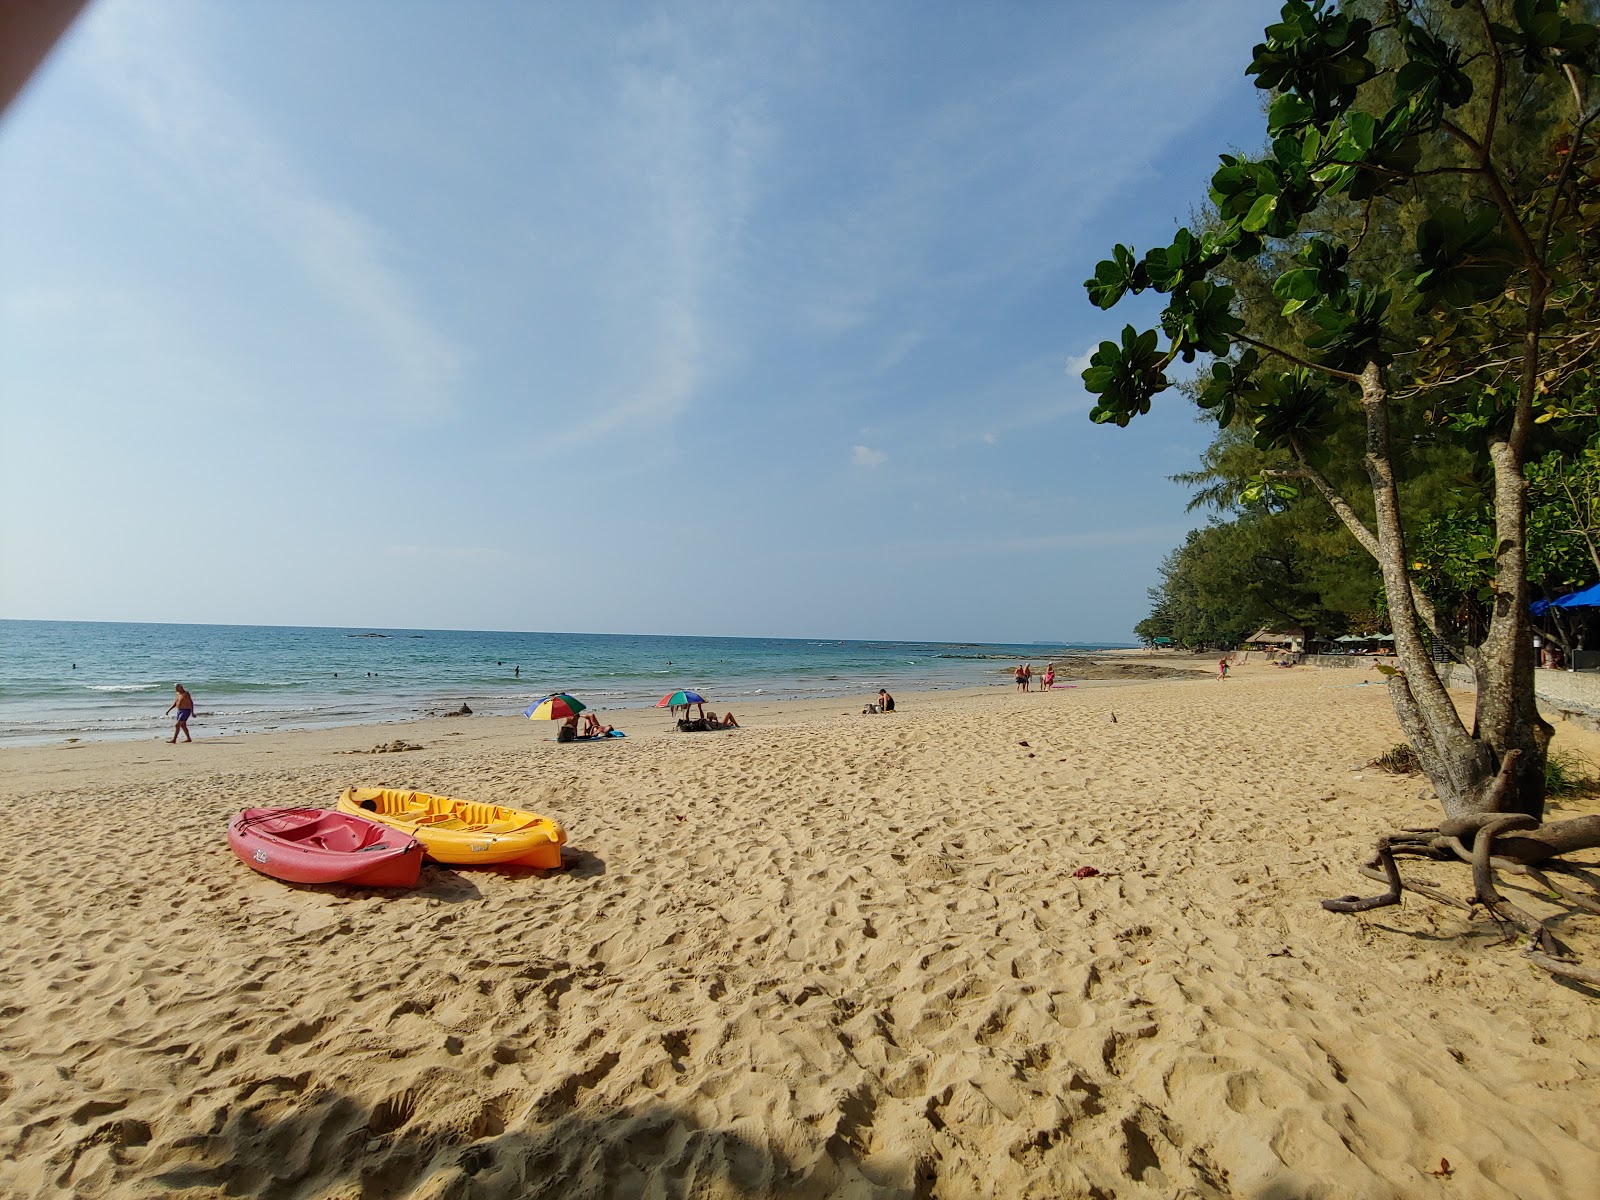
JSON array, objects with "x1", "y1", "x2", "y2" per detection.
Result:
[{"x1": 2, "y1": 662, "x2": 1597, "y2": 1198}]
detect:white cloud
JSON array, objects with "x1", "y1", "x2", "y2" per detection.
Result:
[
  {"x1": 521, "y1": 15, "x2": 776, "y2": 454},
  {"x1": 852, "y1": 444, "x2": 887, "y2": 467},
  {"x1": 82, "y1": 1, "x2": 464, "y2": 421},
  {"x1": 981, "y1": 432, "x2": 997, "y2": 445},
  {"x1": 1065, "y1": 345, "x2": 1098, "y2": 378}
]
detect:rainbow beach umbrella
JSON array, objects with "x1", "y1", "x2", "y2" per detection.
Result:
[
  {"x1": 656, "y1": 690, "x2": 706, "y2": 709},
  {"x1": 525, "y1": 693, "x2": 586, "y2": 720}
]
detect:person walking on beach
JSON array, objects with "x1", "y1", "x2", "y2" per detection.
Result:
[
  {"x1": 1015, "y1": 663, "x2": 1027, "y2": 692},
  {"x1": 1042, "y1": 664, "x2": 1055, "y2": 691},
  {"x1": 1218, "y1": 657, "x2": 1229, "y2": 680},
  {"x1": 1023, "y1": 662, "x2": 1033, "y2": 692},
  {"x1": 166, "y1": 683, "x2": 195, "y2": 742}
]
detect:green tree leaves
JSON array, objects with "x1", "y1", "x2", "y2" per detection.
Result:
[
  {"x1": 1251, "y1": 368, "x2": 1338, "y2": 451},
  {"x1": 1163, "y1": 280, "x2": 1245, "y2": 361},
  {"x1": 1085, "y1": 244, "x2": 1146, "y2": 310},
  {"x1": 1395, "y1": 19, "x2": 1475, "y2": 125},
  {"x1": 1083, "y1": 327, "x2": 1170, "y2": 426},
  {"x1": 1411, "y1": 206, "x2": 1522, "y2": 310},
  {"x1": 1304, "y1": 286, "x2": 1391, "y2": 370},
  {"x1": 1273, "y1": 237, "x2": 1350, "y2": 314},
  {"x1": 1248, "y1": 0, "x2": 1376, "y2": 125},
  {"x1": 1490, "y1": 0, "x2": 1599, "y2": 70},
  {"x1": 1144, "y1": 227, "x2": 1224, "y2": 292},
  {"x1": 1197, "y1": 348, "x2": 1264, "y2": 429}
]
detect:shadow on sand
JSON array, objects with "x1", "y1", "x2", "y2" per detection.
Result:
[
  {"x1": 139, "y1": 1086, "x2": 915, "y2": 1199},
  {"x1": 476, "y1": 847, "x2": 607, "y2": 883}
]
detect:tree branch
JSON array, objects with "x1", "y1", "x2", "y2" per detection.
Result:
[
  {"x1": 1235, "y1": 334, "x2": 1365, "y2": 383},
  {"x1": 1541, "y1": 73, "x2": 1600, "y2": 259},
  {"x1": 1471, "y1": 0, "x2": 1505, "y2": 173},
  {"x1": 1441, "y1": 119, "x2": 1548, "y2": 281},
  {"x1": 1286, "y1": 439, "x2": 1480, "y2": 673},
  {"x1": 1556, "y1": 469, "x2": 1600, "y2": 576}
]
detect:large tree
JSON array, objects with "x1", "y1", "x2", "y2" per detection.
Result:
[{"x1": 1083, "y1": 0, "x2": 1600, "y2": 979}]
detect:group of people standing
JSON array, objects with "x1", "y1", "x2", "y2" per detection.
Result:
[{"x1": 1013, "y1": 662, "x2": 1055, "y2": 692}]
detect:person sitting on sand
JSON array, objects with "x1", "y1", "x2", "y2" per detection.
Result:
[
  {"x1": 877, "y1": 689, "x2": 895, "y2": 713},
  {"x1": 557, "y1": 714, "x2": 579, "y2": 742},
  {"x1": 580, "y1": 713, "x2": 614, "y2": 737}
]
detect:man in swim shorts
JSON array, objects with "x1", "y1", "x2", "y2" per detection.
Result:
[{"x1": 166, "y1": 683, "x2": 194, "y2": 743}]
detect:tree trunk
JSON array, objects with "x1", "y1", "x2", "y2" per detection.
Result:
[
  {"x1": 1475, "y1": 434, "x2": 1551, "y2": 818},
  {"x1": 1355, "y1": 363, "x2": 1545, "y2": 820}
]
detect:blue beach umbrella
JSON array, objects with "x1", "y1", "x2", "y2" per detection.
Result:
[{"x1": 1533, "y1": 581, "x2": 1600, "y2": 615}]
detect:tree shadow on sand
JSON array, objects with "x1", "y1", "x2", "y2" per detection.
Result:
[{"x1": 137, "y1": 1085, "x2": 913, "y2": 1199}]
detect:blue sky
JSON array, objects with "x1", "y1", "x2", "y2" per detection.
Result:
[{"x1": 1, "y1": 0, "x2": 1281, "y2": 643}]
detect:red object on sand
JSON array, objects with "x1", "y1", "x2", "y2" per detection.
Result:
[
  {"x1": 1073, "y1": 866, "x2": 1101, "y2": 879},
  {"x1": 227, "y1": 808, "x2": 423, "y2": 887}
]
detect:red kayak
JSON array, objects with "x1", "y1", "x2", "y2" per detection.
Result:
[{"x1": 228, "y1": 808, "x2": 423, "y2": 887}]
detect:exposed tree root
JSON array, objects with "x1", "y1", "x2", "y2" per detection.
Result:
[
  {"x1": 1525, "y1": 951, "x2": 1600, "y2": 988},
  {"x1": 1525, "y1": 866, "x2": 1600, "y2": 916},
  {"x1": 1323, "y1": 814, "x2": 1600, "y2": 984}
]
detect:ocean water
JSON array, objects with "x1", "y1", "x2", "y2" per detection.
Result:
[{"x1": 0, "y1": 620, "x2": 1129, "y2": 746}]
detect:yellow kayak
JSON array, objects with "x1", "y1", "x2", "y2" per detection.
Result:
[{"x1": 336, "y1": 787, "x2": 567, "y2": 868}]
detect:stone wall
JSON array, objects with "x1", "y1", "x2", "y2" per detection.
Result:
[
  {"x1": 1309, "y1": 654, "x2": 1399, "y2": 670},
  {"x1": 1435, "y1": 663, "x2": 1600, "y2": 721},
  {"x1": 1311, "y1": 654, "x2": 1600, "y2": 720}
]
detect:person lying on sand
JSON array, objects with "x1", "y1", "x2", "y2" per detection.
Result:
[
  {"x1": 580, "y1": 713, "x2": 615, "y2": 737},
  {"x1": 704, "y1": 712, "x2": 739, "y2": 729}
]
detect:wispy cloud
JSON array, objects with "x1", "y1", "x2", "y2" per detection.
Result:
[
  {"x1": 1065, "y1": 344, "x2": 1098, "y2": 379},
  {"x1": 523, "y1": 14, "x2": 778, "y2": 454},
  {"x1": 81, "y1": 0, "x2": 463, "y2": 421},
  {"x1": 852, "y1": 444, "x2": 887, "y2": 467},
  {"x1": 765, "y1": 523, "x2": 1190, "y2": 565},
  {"x1": 778, "y1": 6, "x2": 1264, "y2": 343}
]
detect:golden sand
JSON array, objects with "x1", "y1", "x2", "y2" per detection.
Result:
[{"x1": 1, "y1": 664, "x2": 1597, "y2": 1198}]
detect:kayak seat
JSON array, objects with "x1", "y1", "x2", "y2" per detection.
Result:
[{"x1": 412, "y1": 813, "x2": 462, "y2": 827}]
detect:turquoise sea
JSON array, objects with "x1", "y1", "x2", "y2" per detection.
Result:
[{"x1": 0, "y1": 621, "x2": 1130, "y2": 746}]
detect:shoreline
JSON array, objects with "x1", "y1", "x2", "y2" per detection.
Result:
[
  {"x1": 0, "y1": 676, "x2": 1187, "y2": 797},
  {"x1": 5, "y1": 664, "x2": 1596, "y2": 1196},
  {"x1": 0, "y1": 653, "x2": 1208, "y2": 750}
]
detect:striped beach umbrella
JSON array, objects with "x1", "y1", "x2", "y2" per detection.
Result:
[
  {"x1": 656, "y1": 690, "x2": 705, "y2": 708},
  {"x1": 525, "y1": 693, "x2": 586, "y2": 720}
]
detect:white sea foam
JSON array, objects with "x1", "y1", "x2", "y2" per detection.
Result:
[{"x1": 87, "y1": 684, "x2": 160, "y2": 692}]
